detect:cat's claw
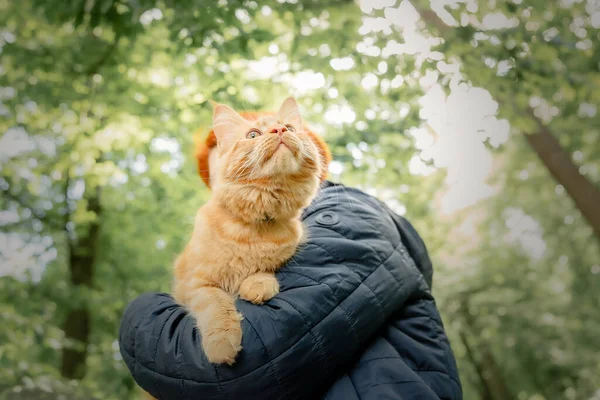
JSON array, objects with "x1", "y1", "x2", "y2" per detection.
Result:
[{"x1": 239, "y1": 274, "x2": 280, "y2": 304}]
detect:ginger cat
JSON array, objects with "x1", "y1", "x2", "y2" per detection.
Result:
[{"x1": 173, "y1": 97, "x2": 323, "y2": 365}]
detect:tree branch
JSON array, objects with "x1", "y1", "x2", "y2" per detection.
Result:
[
  {"x1": 1, "y1": 187, "x2": 64, "y2": 231},
  {"x1": 84, "y1": 32, "x2": 122, "y2": 77},
  {"x1": 412, "y1": 1, "x2": 600, "y2": 242}
]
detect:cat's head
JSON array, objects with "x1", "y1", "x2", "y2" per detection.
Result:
[{"x1": 207, "y1": 97, "x2": 327, "y2": 190}]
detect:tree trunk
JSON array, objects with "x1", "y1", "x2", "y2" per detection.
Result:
[
  {"x1": 60, "y1": 189, "x2": 101, "y2": 380},
  {"x1": 477, "y1": 342, "x2": 514, "y2": 400},
  {"x1": 461, "y1": 300, "x2": 515, "y2": 400},
  {"x1": 458, "y1": 329, "x2": 494, "y2": 400},
  {"x1": 414, "y1": 3, "x2": 600, "y2": 241},
  {"x1": 524, "y1": 117, "x2": 600, "y2": 239}
]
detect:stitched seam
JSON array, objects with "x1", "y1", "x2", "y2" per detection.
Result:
[
  {"x1": 243, "y1": 315, "x2": 284, "y2": 393},
  {"x1": 381, "y1": 244, "x2": 405, "y2": 288},
  {"x1": 354, "y1": 215, "x2": 389, "y2": 256},
  {"x1": 330, "y1": 190, "x2": 394, "y2": 261},
  {"x1": 309, "y1": 241, "x2": 345, "y2": 265},
  {"x1": 415, "y1": 370, "x2": 463, "y2": 393},
  {"x1": 123, "y1": 298, "x2": 159, "y2": 397},
  {"x1": 151, "y1": 308, "x2": 177, "y2": 400},
  {"x1": 362, "y1": 274, "x2": 388, "y2": 321},
  {"x1": 389, "y1": 311, "x2": 462, "y2": 390},
  {"x1": 364, "y1": 244, "x2": 413, "y2": 329},
  {"x1": 280, "y1": 270, "x2": 339, "y2": 302},
  {"x1": 355, "y1": 356, "x2": 460, "y2": 380},
  {"x1": 124, "y1": 248, "x2": 409, "y2": 385},
  {"x1": 280, "y1": 270, "x2": 323, "y2": 285},
  {"x1": 428, "y1": 314, "x2": 461, "y2": 386},
  {"x1": 356, "y1": 356, "x2": 403, "y2": 367},
  {"x1": 123, "y1": 352, "x2": 456, "y2": 400},
  {"x1": 335, "y1": 301, "x2": 360, "y2": 348},
  {"x1": 302, "y1": 241, "x2": 357, "y2": 301},
  {"x1": 425, "y1": 316, "x2": 462, "y2": 390},
  {"x1": 416, "y1": 369, "x2": 461, "y2": 376},
  {"x1": 307, "y1": 189, "x2": 400, "y2": 269},
  {"x1": 413, "y1": 352, "x2": 460, "y2": 387},
  {"x1": 312, "y1": 239, "x2": 404, "y2": 320},
  {"x1": 365, "y1": 380, "x2": 429, "y2": 389},
  {"x1": 347, "y1": 374, "x2": 362, "y2": 400},
  {"x1": 313, "y1": 231, "x2": 384, "y2": 271},
  {"x1": 209, "y1": 334, "x2": 227, "y2": 400},
  {"x1": 178, "y1": 316, "x2": 190, "y2": 400},
  {"x1": 310, "y1": 241, "x2": 400, "y2": 326},
  {"x1": 211, "y1": 362, "x2": 226, "y2": 400},
  {"x1": 309, "y1": 199, "x2": 399, "y2": 272},
  {"x1": 275, "y1": 296, "x2": 327, "y2": 357},
  {"x1": 309, "y1": 241, "x2": 370, "y2": 297}
]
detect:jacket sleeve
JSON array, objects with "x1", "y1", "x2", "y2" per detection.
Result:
[
  {"x1": 119, "y1": 231, "x2": 426, "y2": 400},
  {"x1": 118, "y1": 196, "x2": 432, "y2": 399},
  {"x1": 119, "y1": 262, "x2": 427, "y2": 399},
  {"x1": 378, "y1": 200, "x2": 434, "y2": 289},
  {"x1": 323, "y1": 295, "x2": 463, "y2": 400},
  {"x1": 320, "y1": 200, "x2": 461, "y2": 399}
]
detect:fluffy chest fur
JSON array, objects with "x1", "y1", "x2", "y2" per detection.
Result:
[
  {"x1": 168, "y1": 97, "x2": 325, "y2": 367},
  {"x1": 181, "y1": 200, "x2": 304, "y2": 293}
]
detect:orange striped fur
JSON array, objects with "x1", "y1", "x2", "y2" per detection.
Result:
[
  {"x1": 196, "y1": 112, "x2": 331, "y2": 188},
  {"x1": 174, "y1": 98, "x2": 324, "y2": 366}
]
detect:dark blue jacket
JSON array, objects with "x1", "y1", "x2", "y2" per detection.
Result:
[{"x1": 119, "y1": 182, "x2": 462, "y2": 399}]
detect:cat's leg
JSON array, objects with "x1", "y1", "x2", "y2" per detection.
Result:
[
  {"x1": 187, "y1": 278, "x2": 243, "y2": 365},
  {"x1": 172, "y1": 251, "x2": 189, "y2": 305},
  {"x1": 238, "y1": 272, "x2": 280, "y2": 304}
]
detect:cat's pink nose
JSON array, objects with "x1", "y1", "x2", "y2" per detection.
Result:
[{"x1": 269, "y1": 125, "x2": 288, "y2": 136}]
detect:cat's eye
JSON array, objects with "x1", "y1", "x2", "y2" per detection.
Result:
[
  {"x1": 246, "y1": 129, "x2": 262, "y2": 139},
  {"x1": 285, "y1": 124, "x2": 296, "y2": 132}
]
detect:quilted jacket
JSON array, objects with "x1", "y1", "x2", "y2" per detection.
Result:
[{"x1": 119, "y1": 181, "x2": 462, "y2": 399}]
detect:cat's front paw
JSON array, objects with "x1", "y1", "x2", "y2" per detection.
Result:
[
  {"x1": 239, "y1": 273, "x2": 280, "y2": 304},
  {"x1": 201, "y1": 320, "x2": 243, "y2": 365}
]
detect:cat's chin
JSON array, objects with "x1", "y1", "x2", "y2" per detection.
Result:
[
  {"x1": 264, "y1": 148, "x2": 301, "y2": 175},
  {"x1": 276, "y1": 142, "x2": 291, "y2": 151}
]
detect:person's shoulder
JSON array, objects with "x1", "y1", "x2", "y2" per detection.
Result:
[
  {"x1": 310, "y1": 181, "x2": 408, "y2": 229},
  {"x1": 310, "y1": 181, "x2": 390, "y2": 214},
  {"x1": 318, "y1": 181, "x2": 376, "y2": 201},
  {"x1": 312, "y1": 181, "x2": 434, "y2": 288},
  {"x1": 303, "y1": 181, "x2": 399, "y2": 239}
]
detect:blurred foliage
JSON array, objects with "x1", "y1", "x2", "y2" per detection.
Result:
[{"x1": 0, "y1": 0, "x2": 598, "y2": 399}]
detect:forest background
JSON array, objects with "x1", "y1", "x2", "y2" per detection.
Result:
[{"x1": 1, "y1": 0, "x2": 599, "y2": 399}]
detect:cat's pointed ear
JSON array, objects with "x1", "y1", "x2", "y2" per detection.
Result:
[
  {"x1": 212, "y1": 103, "x2": 248, "y2": 152},
  {"x1": 277, "y1": 97, "x2": 303, "y2": 128}
]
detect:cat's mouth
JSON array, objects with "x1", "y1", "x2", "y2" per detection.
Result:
[
  {"x1": 265, "y1": 136, "x2": 299, "y2": 161},
  {"x1": 272, "y1": 138, "x2": 294, "y2": 155}
]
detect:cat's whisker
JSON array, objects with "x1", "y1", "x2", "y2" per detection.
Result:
[
  {"x1": 228, "y1": 152, "x2": 255, "y2": 180},
  {"x1": 247, "y1": 144, "x2": 270, "y2": 179},
  {"x1": 241, "y1": 147, "x2": 263, "y2": 177},
  {"x1": 231, "y1": 157, "x2": 254, "y2": 180},
  {"x1": 300, "y1": 145, "x2": 317, "y2": 163},
  {"x1": 177, "y1": 99, "x2": 329, "y2": 369},
  {"x1": 246, "y1": 157, "x2": 260, "y2": 180},
  {"x1": 241, "y1": 150, "x2": 257, "y2": 179}
]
